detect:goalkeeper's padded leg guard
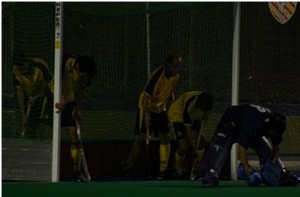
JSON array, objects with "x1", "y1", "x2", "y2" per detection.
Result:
[
  {"x1": 202, "y1": 118, "x2": 236, "y2": 172},
  {"x1": 202, "y1": 169, "x2": 219, "y2": 187}
]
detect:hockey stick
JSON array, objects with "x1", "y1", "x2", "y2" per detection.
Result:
[
  {"x1": 190, "y1": 120, "x2": 206, "y2": 180},
  {"x1": 145, "y1": 127, "x2": 151, "y2": 178},
  {"x1": 75, "y1": 118, "x2": 91, "y2": 182}
]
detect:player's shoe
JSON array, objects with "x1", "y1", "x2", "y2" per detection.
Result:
[
  {"x1": 172, "y1": 170, "x2": 184, "y2": 180},
  {"x1": 237, "y1": 162, "x2": 248, "y2": 180},
  {"x1": 190, "y1": 170, "x2": 202, "y2": 181},
  {"x1": 121, "y1": 160, "x2": 133, "y2": 178},
  {"x1": 202, "y1": 169, "x2": 219, "y2": 187},
  {"x1": 157, "y1": 170, "x2": 168, "y2": 180},
  {"x1": 73, "y1": 171, "x2": 89, "y2": 183},
  {"x1": 73, "y1": 171, "x2": 82, "y2": 182}
]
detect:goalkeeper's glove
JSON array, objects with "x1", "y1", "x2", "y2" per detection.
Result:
[{"x1": 246, "y1": 167, "x2": 262, "y2": 187}]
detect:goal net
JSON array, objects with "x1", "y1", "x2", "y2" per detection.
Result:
[{"x1": 2, "y1": 2, "x2": 299, "y2": 181}]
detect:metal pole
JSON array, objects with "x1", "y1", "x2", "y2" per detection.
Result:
[
  {"x1": 231, "y1": 2, "x2": 241, "y2": 181},
  {"x1": 52, "y1": 2, "x2": 63, "y2": 182}
]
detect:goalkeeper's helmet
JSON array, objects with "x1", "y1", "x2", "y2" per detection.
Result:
[{"x1": 265, "y1": 113, "x2": 286, "y2": 145}]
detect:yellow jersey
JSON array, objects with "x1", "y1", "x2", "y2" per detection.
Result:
[
  {"x1": 168, "y1": 91, "x2": 207, "y2": 125},
  {"x1": 62, "y1": 57, "x2": 88, "y2": 102},
  {"x1": 138, "y1": 66, "x2": 179, "y2": 113},
  {"x1": 13, "y1": 58, "x2": 53, "y2": 97}
]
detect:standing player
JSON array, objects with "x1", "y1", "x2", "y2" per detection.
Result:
[
  {"x1": 202, "y1": 104, "x2": 299, "y2": 187},
  {"x1": 55, "y1": 54, "x2": 96, "y2": 182},
  {"x1": 13, "y1": 57, "x2": 53, "y2": 138},
  {"x1": 123, "y1": 53, "x2": 181, "y2": 179},
  {"x1": 168, "y1": 91, "x2": 213, "y2": 180}
]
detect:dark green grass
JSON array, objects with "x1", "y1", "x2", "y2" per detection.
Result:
[{"x1": 2, "y1": 180, "x2": 300, "y2": 197}]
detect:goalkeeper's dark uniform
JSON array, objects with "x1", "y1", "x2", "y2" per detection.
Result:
[{"x1": 202, "y1": 104, "x2": 299, "y2": 186}]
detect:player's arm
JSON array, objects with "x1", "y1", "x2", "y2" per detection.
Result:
[
  {"x1": 169, "y1": 89, "x2": 176, "y2": 102},
  {"x1": 16, "y1": 85, "x2": 25, "y2": 116},
  {"x1": 272, "y1": 144, "x2": 280, "y2": 160},
  {"x1": 184, "y1": 124, "x2": 197, "y2": 156},
  {"x1": 238, "y1": 144, "x2": 252, "y2": 173},
  {"x1": 142, "y1": 92, "x2": 151, "y2": 128}
]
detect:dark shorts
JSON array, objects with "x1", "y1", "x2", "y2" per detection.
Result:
[
  {"x1": 134, "y1": 108, "x2": 169, "y2": 137},
  {"x1": 172, "y1": 120, "x2": 201, "y2": 139},
  {"x1": 61, "y1": 101, "x2": 76, "y2": 127}
]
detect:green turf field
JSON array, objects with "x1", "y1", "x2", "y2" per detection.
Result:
[{"x1": 2, "y1": 180, "x2": 300, "y2": 197}]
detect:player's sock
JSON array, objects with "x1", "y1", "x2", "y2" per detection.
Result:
[
  {"x1": 195, "y1": 149, "x2": 205, "y2": 165},
  {"x1": 159, "y1": 143, "x2": 170, "y2": 173},
  {"x1": 125, "y1": 140, "x2": 143, "y2": 169},
  {"x1": 174, "y1": 151, "x2": 184, "y2": 174},
  {"x1": 70, "y1": 143, "x2": 81, "y2": 174}
]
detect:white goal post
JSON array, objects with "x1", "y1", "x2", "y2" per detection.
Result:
[{"x1": 52, "y1": 2, "x2": 63, "y2": 182}]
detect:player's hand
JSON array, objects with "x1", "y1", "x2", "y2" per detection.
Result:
[
  {"x1": 55, "y1": 97, "x2": 66, "y2": 112},
  {"x1": 247, "y1": 169, "x2": 262, "y2": 186},
  {"x1": 144, "y1": 111, "x2": 151, "y2": 128},
  {"x1": 55, "y1": 102, "x2": 66, "y2": 112},
  {"x1": 32, "y1": 57, "x2": 47, "y2": 65}
]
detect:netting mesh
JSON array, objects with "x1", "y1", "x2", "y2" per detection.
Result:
[
  {"x1": 2, "y1": 2, "x2": 55, "y2": 140},
  {"x1": 2, "y1": 2, "x2": 299, "y2": 157},
  {"x1": 239, "y1": 3, "x2": 300, "y2": 159}
]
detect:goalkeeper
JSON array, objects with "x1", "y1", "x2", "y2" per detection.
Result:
[
  {"x1": 168, "y1": 91, "x2": 213, "y2": 180},
  {"x1": 55, "y1": 54, "x2": 96, "y2": 182},
  {"x1": 13, "y1": 57, "x2": 54, "y2": 138},
  {"x1": 201, "y1": 104, "x2": 299, "y2": 187},
  {"x1": 122, "y1": 53, "x2": 181, "y2": 179}
]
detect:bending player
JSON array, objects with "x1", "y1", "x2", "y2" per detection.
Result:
[
  {"x1": 168, "y1": 91, "x2": 213, "y2": 180},
  {"x1": 55, "y1": 54, "x2": 96, "y2": 182},
  {"x1": 13, "y1": 57, "x2": 53, "y2": 138},
  {"x1": 123, "y1": 53, "x2": 181, "y2": 179},
  {"x1": 201, "y1": 104, "x2": 299, "y2": 187}
]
